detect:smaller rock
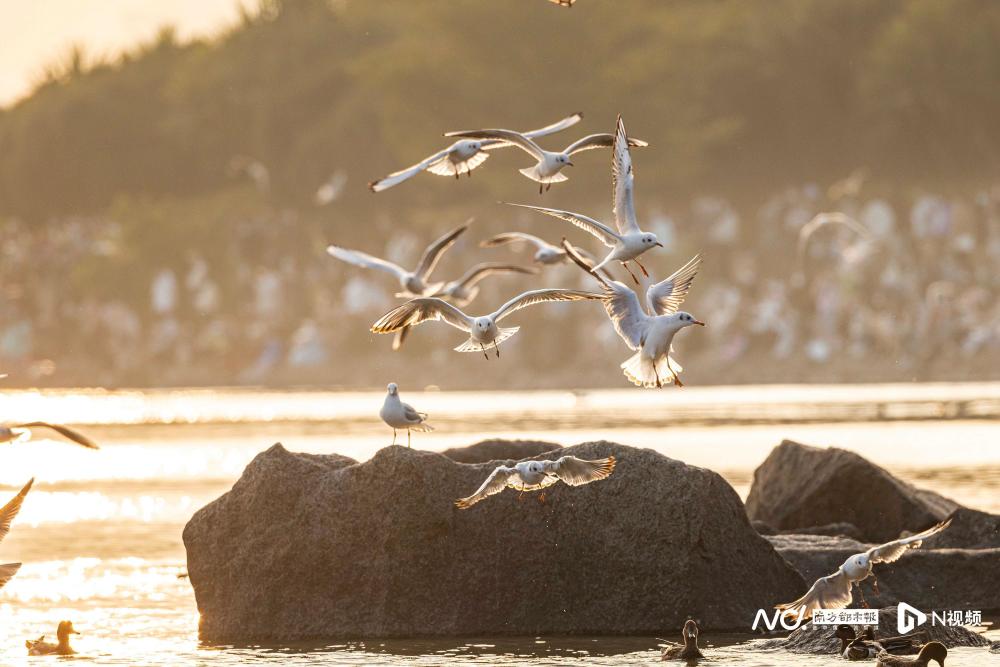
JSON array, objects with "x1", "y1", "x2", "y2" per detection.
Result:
[
  {"x1": 925, "y1": 507, "x2": 1000, "y2": 549},
  {"x1": 439, "y1": 439, "x2": 562, "y2": 464}
]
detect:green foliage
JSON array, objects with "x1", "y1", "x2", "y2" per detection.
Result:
[{"x1": 0, "y1": 0, "x2": 996, "y2": 223}]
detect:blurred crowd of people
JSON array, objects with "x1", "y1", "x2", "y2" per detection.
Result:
[{"x1": 2, "y1": 179, "x2": 999, "y2": 387}]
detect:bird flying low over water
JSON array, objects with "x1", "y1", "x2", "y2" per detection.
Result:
[
  {"x1": 455, "y1": 455, "x2": 615, "y2": 509},
  {"x1": 775, "y1": 519, "x2": 953, "y2": 621},
  {"x1": 369, "y1": 113, "x2": 583, "y2": 192},
  {"x1": 1, "y1": 478, "x2": 34, "y2": 590},
  {"x1": 563, "y1": 241, "x2": 704, "y2": 388},
  {"x1": 379, "y1": 383, "x2": 432, "y2": 447},
  {"x1": 504, "y1": 116, "x2": 662, "y2": 280},
  {"x1": 370, "y1": 288, "x2": 602, "y2": 359},
  {"x1": 446, "y1": 120, "x2": 648, "y2": 194},
  {"x1": 0, "y1": 423, "x2": 98, "y2": 449}
]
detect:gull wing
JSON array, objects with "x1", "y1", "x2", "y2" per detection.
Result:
[
  {"x1": 444, "y1": 129, "x2": 546, "y2": 161},
  {"x1": 522, "y1": 112, "x2": 583, "y2": 139},
  {"x1": 775, "y1": 570, "x2": 853, "y2": 620},
  {"x1": 455, "y1": 466, "x2": 516, "y2": 509},
  {"x1": 0, "y1": 478, "x2": 33, "y2": 542},
  {"x1": 505, "y1": 202, "x2": 621, "y2": 247},
  {"x1": 0, "y1": 563, "x2": 20, "y2": 589},
  {"x1": 414, "y1": 221, "x2": 471, "y2": 280},
  {"x1": 564, "y1": 133, "x2": 649, "y2": 155},
  {"x1": 612, "y1": 115, "x2": 640, "y2": 235},
  {"x1": 491, "y1": 288, "x2": 602, "y2": 322},
  {"x1": 646, "y1": 254, "x2": 703, "y2": 316},
  {"x1": 368, "y1": 147, "x2": 452, "y2": 192},
  {"x1": 17, "y1": 422, "x2": 99, "y2": 449},
  {"x1": 480, "y1": 232, "x2": 553, "y2": 252},
  {"x1": 543, "y1": 455, "x2": 616, "y2": 486},
  {"x1": 327, "y1": 246, "x2": 408, "y2": 281},
  {"x1": 371, "y1": 298, "x2": 473, "y2": 334},
  {"x1": 447, "y1": 263, "x2": 538, "y2": 291},
  {"x1": 868, "y1": 518, "x2": 952, "y2": 564}
]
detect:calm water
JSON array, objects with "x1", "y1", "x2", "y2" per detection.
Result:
[{"x1": 1, "y1": 384, "x2": 999, "y2": 665}]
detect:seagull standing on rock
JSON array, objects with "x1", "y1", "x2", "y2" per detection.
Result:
[
  {"x1": 563, "y1": 241, "x2": 704, "y2": 388},
  {"x1": 445, "y1": 123, "x2": 648, "y2": 194},
  {"x1": 455, "y1": 455, "x2": 615, "y2": 509},
  {"x1": 371, "y1": 288, "x2": 603, "y2": 359},
  {"x1": 379, "y1": 383, "x2": 432, "y2": 447},
  {"x1": 369, "y1": 113, "x2": 583, "y2": 192},
  {"x1": 505, "y1": 116, "x2": 662, "y2": 282},
  {"x1": 775, "y1": 518, "x2": 953, "y2": 621}
]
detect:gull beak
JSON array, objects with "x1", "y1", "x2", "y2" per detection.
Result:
[
  {"x1": 693, "y1": 320, "x2": 706, "y2": 326},
  {"x1": 566, "y1": 161, "x2": 574, "y2": 167},
  {"x1": 655, "y1": 242, "x2": 664, "y2": 248}
]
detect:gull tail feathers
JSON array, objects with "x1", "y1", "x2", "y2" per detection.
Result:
[
  {"x1": 453, "y1": 327, "x2": 520, "y2": 352},
  {"x1": 620, "y1": 353, "x2": 677, "y2": 388},
  {"x1": 519, "y1": 166, "x2": 568, "y2": 184},
  {"x1": 410, "y1": 422, "x2": 434, "y2": 432}
]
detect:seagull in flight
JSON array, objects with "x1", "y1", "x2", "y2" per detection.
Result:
[
  {"x1": 775, "y1": 518, "x2": 953, "y2": 621},
  {"x1": 371, "y1": 288, "x2": 602, "y2": 359},
  {"x1": 0, "y1": 423, "x2": 98, "y2": 449},
  {"x1": 563, "y1": 240, "x2": 704, "y2": 388},
  {"x1": 446, "y1": 122, "x2": 648, "y2": 194},
  {"x1": 379, "y1": 383, "x2": 432, "y2": 447},
  {"x1": 1, "y1": 478, "x2": 33, "y2": 590},
  {"x1": 432, "y1": 263, "x2": 539, "y2": 308},
  {"x1": 369, "y1": 113, "x2": 583, "y2": 192},
  {"x1": 504, "y1": 116, "x2": 662, "y2": 280},
  {"x1": 480, "y1": 232, "x2": 595, "y2": 267},
  {"x1": 455, "y1": 455, "x2": 615, "y2": 509}
]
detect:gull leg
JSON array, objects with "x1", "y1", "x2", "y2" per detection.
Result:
[
  {"x1": 634, "y1": 256, "x2": 650, "y2": 277},
  {"x1": 666, "y1": 357, "x2": 684, "y2": 387},
  {"x1": 654, "y1": 366, "x2": 662, "y2": 389},
  {"x1": 537, "y1": 492, "x2": 547, "y2": 504},
  {"x1": 481, "y1": 343, "x2": 489, "y2": 360},
  {"x1": 539, "y1": 183, "x2": 543, "y2": 195},
  {"x1": 856, "y1": 583, "x2": 869, "y2": 608},
  {"x1": 545, "y1": 183, "x2": 551, "y2": 192},
  {"x1": 494, "y1": 339, "x2": 500, "y2": 358},
  {"x1": 392, "y1": 429, "x2": 397, "y2": 446},
  {"x1": 623, "y1": 262, "x2": 640, "y2": 284},
  {"x1": 872, "y1": 576, "x2": 880, "y2": 597},
  {"x1": 407, "y1": 429, "x2": 411, "y2": 448},
  {"x1": 467, "y1": 167, "x2": 472, "y2": 178}
]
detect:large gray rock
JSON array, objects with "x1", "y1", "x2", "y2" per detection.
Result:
[
  {"x1": 768, "y1": 534, "x2": 1000, "y2": 611},
  {"x1": 751, "y1": 606, "x2": 990, "y2": 653},
  {"x1": 183, "y1": 441, "x2": 805, "y2": 641},
  {"x1": 745, "y1": 440, "x2": 958, "y2": 543},
  {"x1": 440, "y1": 439, "x2": 562, "y2": 464}
]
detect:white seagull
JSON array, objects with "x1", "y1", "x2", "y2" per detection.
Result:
[
  {"x1": 371, "y1": 288, "x2": 603, "y2": 359},
  {"x1": 369, "y1": 113, "x2": 583, "y2": 192},
  {"x1": 1, "y1": 478, "x2": 33, "y2": 590},
  {"x1": 0, "y1": 423, "x2": 98, "y2": 449},
  {"x1": 455, "y1": 455, "x2": 615, "y2": 509},
  {"x1": 775, "y1": 518, "x2": 953, "y2": 620},
  {"x1": 445, "y1": 122, "x2": 648, "y2": 194},
  {"x1": 563, "y1": 241, "x2": 704, "y2": 388},
  {"x1": 794, "y1": 212, "x2": 876, "y2": 287},
  {"x1": 380, "y1": 383, "x2": 432, "y2": 447},
  {"x1": 327, "y1": 222, "x2": 469, "y2": 350},
  {"x1": 504, "y1": 116, "x2": 662, "y2": 281},
  {"x1": 432, "y1": 263, "x2": 538, "y2": 308}
]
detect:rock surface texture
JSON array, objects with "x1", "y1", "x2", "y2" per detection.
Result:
[
  {"x1": 745, "y1": 440, "x2": 959, "y2": 543},
  {"x1": 184, "y1": 441, "x2": 804, "y2": 641},
  {"x1": 440, "y1": 439, "x2": 562, "y2": 464}
]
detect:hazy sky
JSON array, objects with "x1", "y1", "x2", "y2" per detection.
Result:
[{"x1": 0, "y1": 0, "x2": 243, "y2": 107}]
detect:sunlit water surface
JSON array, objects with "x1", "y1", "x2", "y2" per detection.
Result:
[{"x1": 1, "y1": 384, "x2": 999, "y2": 665}]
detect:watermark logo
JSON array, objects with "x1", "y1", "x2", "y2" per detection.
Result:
[
  {"x1": 751, "y1": 608, "x2": 877, "y2": 632},
  {"x1": 897, "y1": 602, "x2": 927, "y2": 634}
]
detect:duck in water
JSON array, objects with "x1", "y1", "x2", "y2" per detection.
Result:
[
  {"x1": 661, "y1": 619, "x2": 704, "y2": 661},
  {"x1": 26, "y1": 621, "x2": 80, "y2": 655}
]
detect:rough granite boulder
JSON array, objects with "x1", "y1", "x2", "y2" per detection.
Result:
[
  {"x1": 183, "y1": 441, "x2": 805, "y2": 641},
  {"x1": 745, "y1": 440, "x2": 959, "y2": 543},
  {"x1": 751, "y1": 606, "x2": 990, "y2": 653},
  {"x1": 768, "y1": 534, "x2": 1000, "y2": 611},
  {"x1": 440, "y1": 439, "x2": 562, "y2": 464}
]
